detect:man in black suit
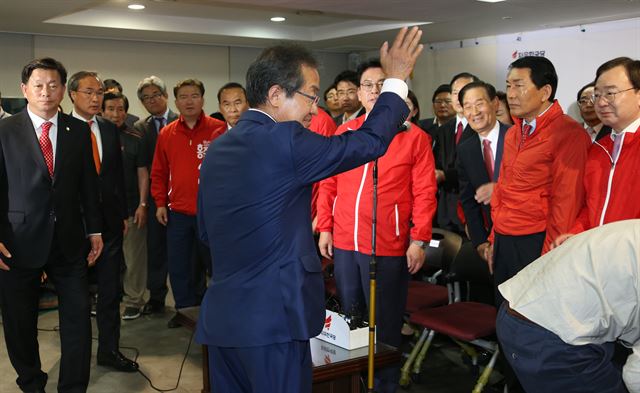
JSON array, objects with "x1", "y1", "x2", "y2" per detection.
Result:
[
  {"x1": 433, "y1": 72, "x2": 479, "y2": 234},
  {"x1": 456, "y1": 81, "x2": 509, "y2": 267},
  {"x1": 68, "y1": 71, "x2": 138, "y2": 372},
  {"x1": 0, "y1": 58, "x2": 103, "y2": 393},
  {"x1": 577, "y1": 82, "x2": 612, "y2": 142},
  {"x1": 333, "y1": 70, "x2": 366, "y2": 125},
  {"x1": 418, "y1": 83, "x2": 454, "y2": 136},
  {"x1": 133, "y1": 76, "x2": 178, "y2": 315}
]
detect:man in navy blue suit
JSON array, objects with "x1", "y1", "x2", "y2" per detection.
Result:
[{"x1": 196, "y1": 27, "x2": 424, "y2": 393}]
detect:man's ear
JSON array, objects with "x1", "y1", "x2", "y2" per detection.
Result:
[{"x1": 266, "y1": 85, "x2": 283, "y2": 108}]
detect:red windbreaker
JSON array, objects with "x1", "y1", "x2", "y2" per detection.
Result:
[
  {"x1": 151, "y1": 112, "x2": 226, "y2": 215},
  {"x1": 489, "y1": 101, "x2": 590, "y2": 253},
  {"x1": 309, "y1": 108, "x2": 337, "y2": 220},
  {"x1": 570, "y1": 124, "x2": 640, "y2": 233},
  {"x1": 316, "y1": 117, "x2": 437, "y2": 256}
]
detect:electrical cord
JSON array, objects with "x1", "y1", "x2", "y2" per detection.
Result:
[{"x1": 1, "y1": 320, "x2": 197, "y2": 393}]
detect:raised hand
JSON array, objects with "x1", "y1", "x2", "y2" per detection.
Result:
[{"x1": 380, "y1": 26, "x2": 424, "y2": 81}]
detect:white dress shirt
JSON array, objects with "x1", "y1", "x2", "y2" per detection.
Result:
[
  {"x1": 499, "y1": 220, "x2": 640, "y2": 393},
  {"x1": 27, "y1": 107, "x2": 59, "y2": 166},
  {"x1": 478, "y1": 121, "x2": 500, "y2": 161}
]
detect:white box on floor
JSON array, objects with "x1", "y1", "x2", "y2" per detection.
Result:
[{"x1": 315, "y1": 309, "x2": 375, "y2": 350}]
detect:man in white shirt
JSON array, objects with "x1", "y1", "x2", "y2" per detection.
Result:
[{"x1": 497, "y1": 219, "x2": 640, "y2": 393}]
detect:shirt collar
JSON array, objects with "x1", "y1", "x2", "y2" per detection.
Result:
[
  {"x1": 613, "y1": 116, "x2": 640, "y2": 136},
  {"x1": 479, "y1": 121, "x2": 500, "y2": 144},
  {"x1": 71, "y1": 110, "x2": 97, "y2": 124},
  {"x1": 249, "y1": 108, "x2": 277, "y2": 123},
  {"x1": 27, "y1": 106, "x2": 58, "y2": 129},
  {"x1": 456, "y1": 114, "x2": 468, "y2": 129}
]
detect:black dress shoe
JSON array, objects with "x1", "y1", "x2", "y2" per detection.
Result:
[
  {"x1": 24, "y1": 389, "x2": 46, "y2": 393},
  {"x1": 167, "y1": 313, "x2": 182, "y2": 329},
  {"x1": 141, "y1": 300, "x2": 165, "y2": 315},
  {"x1": 97, "y1": 350, "x2": 139, "y2": 372}
]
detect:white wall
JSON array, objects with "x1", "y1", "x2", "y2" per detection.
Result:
[
  {"x1": 406, "y1": 17, "x2": 640, "y2": 120},
  {"x1": 0, "y1": 33, "x2": 348, "y2": 117}
]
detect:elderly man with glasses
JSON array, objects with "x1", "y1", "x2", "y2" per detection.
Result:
[
  {"x1": 577, "y1": 82, "x2": 612, "y2": 142},
  {"x1": 553, "y1": 57, "x2": 640, "y2": 247},
  {"x1": 317, "y1": 58, "x2": 437, "y2": 393}
]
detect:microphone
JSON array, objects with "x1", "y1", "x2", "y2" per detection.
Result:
[{"x1": 398, "y1": 121, "x2": 411, "y2": 132}]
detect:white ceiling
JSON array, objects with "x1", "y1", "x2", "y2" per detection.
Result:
[{"x1": 1, "y1": 0, "x2": 640, "y2": 52}]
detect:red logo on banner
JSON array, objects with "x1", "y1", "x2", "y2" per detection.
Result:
[
  {"x1": 512, "y1": 50, "x2": 518, "y2": 59},
  {"x1": 324, "y1": 315, "x2": 332, "y2": 329}
]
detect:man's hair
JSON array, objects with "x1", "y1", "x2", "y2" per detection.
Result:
[
  {"x1": 407, "y1": 90, "x2": 420, "y2": 122},
  {"x1": 509, "y1": 56, "x2": 558, "y2": 102},
  {"x1": 173, "y1": 79, "x2": 205, "y2": 98},
  {"x1": 356, "y1": 59, "x2": 383, "y2": 83},
  {"x1": 104, "y1": 78, "x2": 123, "y2": 93},
  {"x1": 136, "y1": 75, "x2": 167, "y2": 101},
  {"x1": 333, "y1": 70, "x2": 359, "y2": 88},
  {"x1": 323, "y1": 83, "x2": 336, "y2": 101},
  {"x1": 245, "y1": 44, "x2": 318, "y2": 107},
  {"x1": 217, "y1": 82, "x2": 246, "y2": 102},
  {"x1": 595, "y1": 57, "x2": 640, "y2": 90},
  {"x1": 431, "y1": 84, "x2": 451, "y2": 102},
  {"x1": 577, "y1": 82, "x2": 595, "y2": 102},
  {"x1": 458, "y1": 81, "x2": 497, "y2": 106},
  {"x1": 450, "y1": 72, "x2": 479, "y2": 87},
  {"x1": 496, "y1": 90, "x2": 507, "y2": 104},
  {"x1": 102, "y1": 91, "x2": 130, "y2": 112},
  {"x1": 21, "y1": 57, "x2": 68, "y2": 85},
  {"x1": 67, "y1": 71, "x2": 103, "y2": 102}
]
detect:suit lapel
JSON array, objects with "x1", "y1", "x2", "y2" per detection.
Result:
[
  {"x1": 97, "y1": 118, "x2": 109, "y2": 175},
  {"x1": 54, "y1": 113, "x2": 69, "y2": 182},
  {"x1": 17, "y1": 112, "x2": 51, "y2": 182},
  {"x1": 494, "y1": 124, "x2": 509, "y2": 181}
]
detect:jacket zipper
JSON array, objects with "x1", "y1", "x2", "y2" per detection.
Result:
[
  {"x1": 594, "y1": 137, "x2": 622, "y2": 226},
  {"x1": 394, "y1": 204, "x2": 400, "y2": 236},
  {"x1": 353, "y1": 163, "x2": 369, "y2": 252}
]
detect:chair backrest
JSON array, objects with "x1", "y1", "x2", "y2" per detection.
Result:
[{"x1": 423, "y1": 228, "x2": 463, "y2": 271}]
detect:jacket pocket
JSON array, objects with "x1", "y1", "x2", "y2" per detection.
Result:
[{"x1": 300, "y1": 254, "x2": 322, "y2": 273}]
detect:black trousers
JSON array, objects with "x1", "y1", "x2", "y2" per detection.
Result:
[
  {"x1": 92, "y1": 230, "x2": 123, "y2": 353},
  {"x1": 147, "y1": 198, "x2": 168, "y2": 304},
  {"x1": 493, "y1": 231, "x2": 545, "y2": 306},
  {"x1": 0, "y1": 240, "x2": 91, "y2": 393},
  {"x1": 492, "y1": 231, "x2": 545, "y2": 393}
]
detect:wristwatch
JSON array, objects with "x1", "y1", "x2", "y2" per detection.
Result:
[
  {"x1": 139, "y1": 202, "x2": 148, "y2": 208},
  {"x1": 411, "y1": 240, "x2": 428, "y2": 250}
]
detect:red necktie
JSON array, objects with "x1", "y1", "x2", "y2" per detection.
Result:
[
  {"x1": 88, "y1": 120, "x2": 101, "y2": 174},
  {"x1": 482, "y1": 139, "x2": 495, "y2": 181},
  {"x1": 455, "y1": 121, "x2": 463, "y2": 145},
  {"x1": 39, "y1": 121, "x2": 54, "y2": 178},
  {"x1": 519, "y1": 124, "x2": 532, "y2": 150}
]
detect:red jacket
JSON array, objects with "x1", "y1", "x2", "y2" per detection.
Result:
[
  {"x1": 151, "y1": 112, "x2": 226, "y2": 215},
  {"x1": 316, "y1": 117, "x2": 437, "y2": 256},
  {"x1": 490, "y1": 101, "x2": 590, "y2": 253},
  {"x1": 570, "y1": 125, "x2": 640, "y2": 233},
  {"x1": 309, "y1": 108, "x2": 338, "y2": 219}
]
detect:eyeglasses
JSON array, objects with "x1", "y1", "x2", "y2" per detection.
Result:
[
  {"x1": 141, "y1": 92, "x2": 164, "y2": 102},
  {"x1": 360, "y1": 81, "x2": 384, "y2": 92},
  {"x1": 434, "y1": 99, "x2": 452, "y2": 105},
  {"x1": 76, "y1": 89, "x2": 104, "y2": 98},
  {"x1": 578, "y1": 97, "x2": 593, "y2": 106},
  {"x1": 590, "y1": 87, "x2": 636, "y2": 104},
  {"x1": 295, "y1": 90, "x2": 320, "y2": 106}
]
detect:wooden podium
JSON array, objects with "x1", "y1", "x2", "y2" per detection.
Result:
[{"x1": 176, "y1": 307, "x2": 400, "y2": 393}]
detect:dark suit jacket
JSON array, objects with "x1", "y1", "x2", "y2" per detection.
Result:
[
  {"x1": 596, "y1": 125, "x2": 612, "y2": 141},
  {"x1": 95, "y1": 117, "x2": 127, "y2": 235},
  {"x1": 332, "y1": 107, "x2": 365, "y2": 126},
  {"x1": 134, "y1": 110, "x2": 178, "y2": 167},
  {"x1": 456, "y1": 122, "x2": 510, "y2": 247},
  {"x1": 432, "y1": 117, "x2": 474, "y2": 232},
  {"x1": 195, "y1": 93, "x2": 408, "y2": 348},
  {"x1": 0, "y1": 111, "x2": 101, "y2": 268},
  {"x1": 418, "y1": 117, "x2": 440, "y2": 138}
]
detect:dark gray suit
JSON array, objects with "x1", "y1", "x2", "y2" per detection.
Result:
[
  {"x1": 0, "y1": 110, "x2": 101, "y2": 392},
  {"x1": 133, "y1": 111, "x2": 177, "y2": 305}
]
